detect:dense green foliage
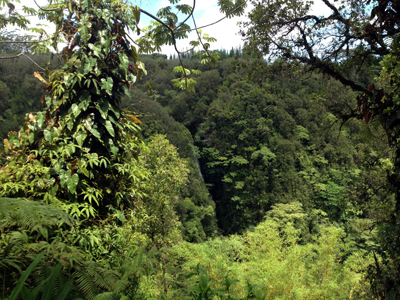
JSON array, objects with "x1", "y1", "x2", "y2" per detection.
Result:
[{"x1": 0, "y1": 0, "x2": 399, "y2": 298}]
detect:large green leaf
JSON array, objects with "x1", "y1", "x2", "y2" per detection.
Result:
[
  {"x1": 41, "y1": 263, "x2": 62, "y2": 300},
  {"x1": 53, "y1": 278, "x2": 73, "y2": 300},
  {"x1": 43, "y1": 129, "x2": 53, "y2": 143},
  {"x1": 96, "y1": 99, "x2": 109, "y2": 119},
  {"x1": 8, "y1": 252, "x2": 45, "y2": 300},
  {"x1": 71, "y1": 103, "x2": 80, "y2": 117},
  {"x1": 101, "y1": 77, "x2": 113, "y2": 95},
  {"x1": 37, "y1": 112, "x2": 45, "y2": 128},
  {"x1": 78, "y1": 14, "x2": 92, "y2": 43},
  {"x1": 88, "y1": 43, "x2": 103, "y2": 59},
  {"x1": 75, "y1": 131, "x2": 87, "y2": 147},
  {"x1": 68, "y1": 173, "x2": 79, "y2": 194},
  {"x1": 118, "y1": 52, "x2": 129, "y2": 69},
  {"x1": 104, "y1": 120, "x2": 115, "y2": 137}
]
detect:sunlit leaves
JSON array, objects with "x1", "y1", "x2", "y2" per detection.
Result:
[
  {"x1": 172, "y1": 77, "x2": 197, "y2": 92},
  {"x1": 74, "y1": 131, "x2": 87, "y2": 147},
  {"x1": 134, "y1": 5, "x2": 140, "y2": 24},
  {"x1": 176, "y1": 4, "x2": 192, "y2": 14},
  {"x1": 103, "y1": 120, "x2": 115, "y2": 137},
  {"x1": 100, "y1": 77, "x2": 113, "y2": 96},
  {"x1": 78, "y1": 14, "x2": 92, "y2": 43}
]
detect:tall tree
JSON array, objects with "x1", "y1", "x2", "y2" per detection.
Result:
[{"x1": 242, "y1": 0, "x2": 400, "y2": 297}]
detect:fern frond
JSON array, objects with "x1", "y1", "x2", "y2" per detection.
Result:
[
  {"x1": 75, "y1": 269, "x2": 98, "y2": 300},
  {"x1": 0, "y1": 198, "x2": 73, "y2": 235},
  {"x1": 93, "y1": 292, "x2": 120, "y2": 300}
]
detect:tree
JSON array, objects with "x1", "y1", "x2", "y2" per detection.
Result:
[
  {"x1": 242, "y1": 0, "x2": 400, "y2": 296},
  {"x1": 136, "y1": 135, "x2": 189, "y2": 294},
  {"x1": 0, "y1": 0, "x2": 248, "y2": 297}
]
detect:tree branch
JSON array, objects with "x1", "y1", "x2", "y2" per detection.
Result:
[
  {"x1": 33, "y1": 0, "x2": 60, "y2": 12},
  {"x1": 0, "y1": 47, "x2": 29, "y2": 59},
  {"x1": 139, "y1": 8, "x2": 188, "y2": 83},
  {"x1": 175, "y1": 1, "x2": 247, "y2": 34},
  {"x1": 22, "y1": 53, "x2": 45, "y2": 71},
  {"x1": 192, "y1": 14, "x2": 211, "y2": 57},
  {"x1": 0, "y1": 39, "x2": 48, "y2": 44},
  {"x1": 175, "y1": 0, "x2": 195, "y2": 31}
]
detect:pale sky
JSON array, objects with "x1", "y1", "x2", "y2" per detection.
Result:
[
  {"x1": 138, "y1": 0, "x2": 250, "y2": 55},
  {"x1": 4, "y1": 0, "x2": 332, "y2": 56}
]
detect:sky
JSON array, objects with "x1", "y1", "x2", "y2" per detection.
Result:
[
  {"x1": 4, "y1": 0, "x2": 332, "y2": 56},
  {"x1": 137, "y1": 0, "x2": 250, "y2": 55}
]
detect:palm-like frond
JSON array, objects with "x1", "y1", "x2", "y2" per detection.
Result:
[
  {"x1": 74, "y1": 251, "x2": 154, "y2": 300},
  {"x1": 75, "y1": 261, "x2": 121, "y2": 300},
  {"x1": 92, "y1": 292, "x2": 120, "y2": 300},
  {"x1": 0, "y1": 197, "x2": 72, "y2": 238}
]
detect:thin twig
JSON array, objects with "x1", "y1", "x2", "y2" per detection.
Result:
[
  {"x1": 192, "y1": 14, "x2": 211, "y2": 57},
  {"x1": 140, "y1": 8, "x2": 187, "y2": 83},
  {"x1": 126, "y1": 33, "x2": 144, "y2": 49},
  {"x1": 33, "y1": 0, "x2": 60, "y2": 12},
  {"x1": 0, "y1": 39, "x2": 48, "y2": 43},
  {"x1": 22, "y1": 53, "x2": 45, "y2": 71},
  {"x1": 140, "y1": 9, "x2": 171, "y2": 31},
  {"x1": 175, "y1": 0, "x2": 195, "y2": 31},
  {"x1": 0, "y1": 47, "x2": 29, "y2": 59},
  {"x1": 175, "y1": 1, "x2": 247, "y2": 34}
]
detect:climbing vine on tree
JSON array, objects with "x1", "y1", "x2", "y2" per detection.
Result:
[{"x1": 1, "y1": 0, "x2": 148, "y2": 217}]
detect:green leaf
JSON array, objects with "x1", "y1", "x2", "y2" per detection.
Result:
[
  {"x1": 101, "y1": 77, "x2": 113, "y2": 95},
  {"x1": 105, "y1": 137, "x2": 118, "y2": 156},
  {"x1": 75, "y1": 131, "x2": 87, "y2": 147},
  {"x1": 104, "y1": 120, "x2": 115, "y2": 137},
  {"x1": 118, "y1": 52, "x2": 129, "y2": 69},
  {"x1": 21, "y1": 279, "x2": 48, "y2": 300},
  {"x1": 44, "y1": 130, "x2": 53, "y2": 143},
  {"x1": 88, "y1": 43, "x2": 103, "y2": 58},
  {"x1": 96, "y1": 99, "x2": 109, "y2": 119},
  {"x1": 83, "y1": 57, "x2": 97, "y2": 74},
  {"x1": 37, "y1": 112, "x2": 45, "y2": 128},
  {"x1": 82, "y1": 0, "x2": 92, "y2": 10},
  {"x1": 71, "y1": 103, "x2": 80, "y2": 117},
  {"x1": 90, "y1": 126, "x2": 102, "y2": 140},
  {"x1": 8, "y1": 252, "x2": 45, "y2": 300},
  {"x1": 108, "y1": 103, "x2": 120, "y2": 119},
  {"x1": 68, "y1": 173, "x2": 79, "y2": 194},
  {"x1": 78, "y1": 14, "x2": 92, "y2": 43},
  {"x1": 54, "y1": 278, "x2": 73, "y2": 300},
  {"x1": 136, "y1": 61, "x2": 147, "y2": 79},
  {"x1": 199, "y1": 274, "x2": 208, "y2": 290},
  {"x1": 131, "y1": 45, "x2": 138, "y2": 63},
  {"x1": 134, "y1": 5, "x2": 140, "y2": 24},
  {"x1": 78, "y1": 164, "x2": 89, "y2": 177},
  {"x1": 41, "y1": 263, "x2": 62, "y2": 300}
]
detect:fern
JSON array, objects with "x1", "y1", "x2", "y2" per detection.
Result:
[
  {"x1": 74, "y1": 251, "x2": 152, "y2": 300},
  {"x1": 0, "y1": 197, "x2": 72, "y2": 238},
  {"x1": 93, "y1": 292, "x2": 121, "y2": 300}
]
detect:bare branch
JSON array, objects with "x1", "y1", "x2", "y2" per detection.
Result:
[
  {"x1": 126, "y1": 33, "x2": 144, "y2": 49},
  {"x1": 0, "y1": 39, "x2": 48, "y2": 44},
  {"x1": 22, "y1": 53, "x2": 45, "y2": 71},
  {"x1": 179, "y1": 46, "x2": 195, "y2": 54},
  {"x1": 0, "y1": 47, "x2": 29, "y2": 59},
  {"x1": 192, "y1": 14, "x2": 211, "y2": 57}
]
